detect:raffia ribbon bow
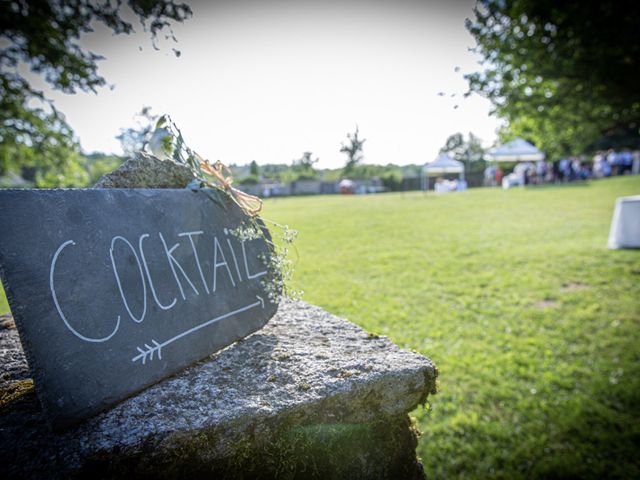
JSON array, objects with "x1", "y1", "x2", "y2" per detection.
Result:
[{"x1": 199, "y1": 158, "x2": 263, "y2": 217}]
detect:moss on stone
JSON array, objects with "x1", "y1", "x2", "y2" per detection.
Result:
[
  {"x1": 74, "y1": 414, "x2": 425, "y2": 479},
  {"x1": 0, "y1": 379, "x2": 34, "y2": 409}
]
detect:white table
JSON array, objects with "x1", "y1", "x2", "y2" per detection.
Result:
[{"x1": 608, "y1": 195, "x2": 640, "y2": 249}]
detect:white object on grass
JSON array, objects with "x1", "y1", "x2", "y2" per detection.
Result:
[{"x1": 608, "y1": 195, "x2": 640, "y2": 249}]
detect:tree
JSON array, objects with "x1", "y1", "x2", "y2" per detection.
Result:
[
  {"x1": 466, "y1": 0, "x2": 640, "y2": 157},
  {"x1": 440, "y1": 133, "x2": 465, "y2": 158},
  {"x1": 0, "y1": 99, "x2": 89, "y2": 187},
  {"x1": 340, "y1": 126, "x2": 366, "y2": 175},
  {"x1": 1, "y1": 0, "x2": 191, "y2": 185},
  {"x1": 249, "y1": 160, "x2": 260, "y2": 177},
  {"x1": 291, "y1": 151, "x2": 319, "y2": 180},
  {"x1": 116, "y1": 106, "x2": 159, "y2": 157},
  {"x1": 440, "y1": 132, "x2": 485, "y2": 171},
  {"x1": 466, "y1": 133, "x2": 485, "y2": 163}
]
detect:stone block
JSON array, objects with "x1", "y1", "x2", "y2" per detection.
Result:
[
  {"x1": 94, "y1": 153, "x2": 195, "y2": 189},
  {"x1": 1, "y1": 301, "x2": 437, "y2": 479}
]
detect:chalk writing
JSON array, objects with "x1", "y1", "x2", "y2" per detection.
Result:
[
  {"x1": 0, "y1": 188, "x2": 278, "y2": 428},
  {"x1": 50, "y1": 240, "x2": 121, "y2": 343},
  {"x1": 48, "y1": 230, "x2": 267, "y2": 344},
  {"x1": 132, "y1": 295, "x2": 265, "y2": 365}
]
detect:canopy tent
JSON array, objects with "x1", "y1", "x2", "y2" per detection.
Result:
[
  {"x1": 486, "y1": 138, "x2": 545, "y2": 162},
  {"x1": 421, "y1": 154, "x2": 465, "y2": 191}
]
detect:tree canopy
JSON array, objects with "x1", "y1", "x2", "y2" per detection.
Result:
[
  {"x1": 0, "y1": 0, "x2": 191, "y2": 185},
  {"x1": 340, "y1": 126, "x2": 366, "y2": 175},
  {"x1": 440, "y1": 132, "x2": 484, "y2": 161},
  {"x1": 291, "y1": 151, "x2": 319, "y2": 180},
  {"x1": 466, "y1": 0, "x2": 640, "y2": 158}
]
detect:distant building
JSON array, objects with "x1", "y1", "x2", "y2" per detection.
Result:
[
  {"x1": 291, "y1": 180, "x2": 322, "y2": 195},
  {"x1": 354, "y1": 178, "x2": 385, "y2": 194}
]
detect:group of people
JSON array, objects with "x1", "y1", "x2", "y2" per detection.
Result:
[
  {"x1": 592, "y1": 150, "x2": 636, "y2": 178},
  {"x1": 434, "y1": 177, "x2": 468, "y2": 193},
  {"x1": 484, "y1": 149, "x2": 638, "y2": 188}
]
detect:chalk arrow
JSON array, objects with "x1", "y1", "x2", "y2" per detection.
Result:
[
  {"x1": 132, "y1": 298, "x2": 265, "y2": 365},
  {"x1": 132, "y1": 339, "x2": 162, "y2": 365}
]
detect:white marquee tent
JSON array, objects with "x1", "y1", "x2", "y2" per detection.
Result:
[
  {"x1": 421, "y1": 153, "x2": 465, "y2": 191},
  {"x1": 486, "y1": 138, "x2": 545, "y2": 162}
]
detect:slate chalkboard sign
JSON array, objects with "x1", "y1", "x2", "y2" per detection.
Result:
[{"x1": 0, "y1": 189, "x2": 278, "y2": 428}]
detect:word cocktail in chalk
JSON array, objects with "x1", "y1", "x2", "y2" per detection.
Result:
[{"x1": 0, "y1": 189, "x2": 278, "y2": 428}]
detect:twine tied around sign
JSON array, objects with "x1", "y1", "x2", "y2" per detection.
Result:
[{"x1": 198, "y1": 157, "x2": 263, "y2": 217}]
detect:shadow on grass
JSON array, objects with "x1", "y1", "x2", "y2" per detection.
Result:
[{"x1": 527, "y1": 379, "x2": 640, "y2": 479}]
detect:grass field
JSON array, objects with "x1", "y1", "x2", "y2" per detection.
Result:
[
  {"x1": 261, "y1": 176, "x2": 640, "y2": 479},
  {"x1": 1, "y1": 177, "x2": 638, "y2": 478}
]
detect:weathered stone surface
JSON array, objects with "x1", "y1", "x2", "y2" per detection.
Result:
[
  {"x1": 0, "y1": 317, "x2": 24, "y2": 384},
  {"x1": 1, "y1": 301, "x2": 437, "y2": 479},
  {"x1": 94, "y1": 152, "x2": 195, "y2": 189}
]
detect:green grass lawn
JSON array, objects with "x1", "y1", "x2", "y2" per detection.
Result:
[
  {"x1": 0, "y1": 285, "x2": 8, "y2": 314},
  {"x1": 261, "y1": 176, "x2": 640, "y2": 479},
  {"x1": 1, "y1": 177, "x2": 638, "y2": 478}
]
